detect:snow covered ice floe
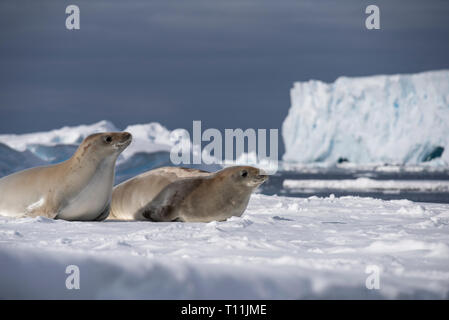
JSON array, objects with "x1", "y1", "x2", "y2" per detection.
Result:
[
  {"x1": 1, "y1": 194, "x2": 448, "y2": 299},
  {"x1": 282, "y1": 70, "x2": 449, "y2": 165},
  {"x1": 283, "y1": 178, "x2": 449, "y2": 193}
]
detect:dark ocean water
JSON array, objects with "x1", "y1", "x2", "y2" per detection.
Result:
[{"x1": 258, "y1": 167, "x2": 449, "y2": 204}]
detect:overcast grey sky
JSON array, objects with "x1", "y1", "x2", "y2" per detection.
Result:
[{"x1": 1, "y1": 0, "x2": 448, "y2": 145}]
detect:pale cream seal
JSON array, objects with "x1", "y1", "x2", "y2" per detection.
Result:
[{"x1": 0, "y1": 132, "x2": 132, "y2": 220}]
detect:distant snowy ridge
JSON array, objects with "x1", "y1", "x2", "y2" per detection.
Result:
[
  {"x1": 0, "y1": 120, "x2": 195, "y2": 181},
  {"x1": 0, "y1": 120, "x2": 180, "y2": 164},
  {"x1": 282, "y1": 70, "x2": 449, "y2": 165},
  {"x1": 0, "y1": 121, "x2": 277, "y2": 179}
]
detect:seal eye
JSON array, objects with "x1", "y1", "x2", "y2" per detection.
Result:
[
  {"x1": 104, "y1": 136, "x2": 112, "y2": 144},
  {"x1": 241, "y1": 170, "x2": 248, "y2": 178}
]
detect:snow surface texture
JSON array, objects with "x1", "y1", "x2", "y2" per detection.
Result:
[
  {"x1": 1, "y1": 194, "x2": 448, "y2": 299},
  {"x1": 282, "y1": 70, "x2": 449, "y2": 165}
]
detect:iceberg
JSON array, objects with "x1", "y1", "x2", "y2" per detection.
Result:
[{"x1": 282, "y1": 70, "x2": 449, "y2": 165}]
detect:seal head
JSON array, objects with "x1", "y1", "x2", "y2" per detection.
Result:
[{"x1": 223, "y1": 166, "x2": 268, "y2": 188}]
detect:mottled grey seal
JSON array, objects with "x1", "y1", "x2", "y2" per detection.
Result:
[
  {"x1": 0, "y1": 132, "x2": 132, "y2": 220},
  {"x1": 109, "y1": 166, "x2": 268, "y2": 222}
]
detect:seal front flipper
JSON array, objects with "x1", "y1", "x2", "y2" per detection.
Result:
[
  {"x1": 138, "y1": 178, "x2": 203, "y2": 222},
  {"x1": 142, "y1": 204, "x2": 176, "y2": 222}
]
